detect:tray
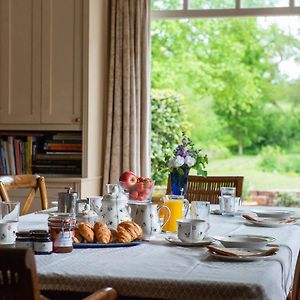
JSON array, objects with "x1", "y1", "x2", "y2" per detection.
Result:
[{"x1": 73, "y1": 241, "x2": 143, "y2": 248}]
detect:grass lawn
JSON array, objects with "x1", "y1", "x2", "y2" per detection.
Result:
[{"x1": 205, "y1": 155, "x2": 300, "y2": 191}]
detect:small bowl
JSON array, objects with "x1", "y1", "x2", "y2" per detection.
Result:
[{"x1": 214, "y1": 235, "x2": 272, "y2": 249}]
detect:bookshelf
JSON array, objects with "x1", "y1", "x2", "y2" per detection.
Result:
[{"x1": 0, "y1": 131, "x2": 82, "y2": 177}]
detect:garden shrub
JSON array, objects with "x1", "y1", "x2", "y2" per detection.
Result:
[
  {"x1": 258, "y1": 145, "x2": 282, "y2": 172},
  {"x1": 151, "y1": 89, "x2": 190, "y2": 185},
  {"x1": 274, "y1": 193, "x2": 300, "y2": 207}
]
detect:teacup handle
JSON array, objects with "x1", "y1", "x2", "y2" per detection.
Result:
[
  {"x1": 157, "y1": 205, "x2": 171, "y2": 229},
  {"x1": 204, "y1": 222, "x2": 210, "y2": 233},
  {"x1": 183, "y1": 199, "x2": 189, "y2": 217}
]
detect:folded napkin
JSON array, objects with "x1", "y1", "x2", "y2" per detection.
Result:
[
  {"x1": 242, "y1": 214, "x2": 297, "y2": 224},
  {"x1": 207, "y1": 245, "x2": 279, "y2": 257}
]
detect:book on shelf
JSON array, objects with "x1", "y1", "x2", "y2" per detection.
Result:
[
  {"x1": 0, "y1": 139, "x2": 7, "y2": 175},
  {"x1": 32, "y1": 160, "x2": 81, "y2": 166},
  {"x1": 26, "y1": 136, "x2": 33, "y2": 174},
  {"x1": 52, "y1": 132, "x2": 82, "y2": 141},
  {"x1": 7, "y1": 137, "x2": 16, "y2": 175},
  {"x1": 13, "y1": 138, "x2": 22, "y2": 175},
  {"x1": 3, "y1": 141, "x2": 10, "y2": 175},
  {"x1": 20, "y1": 140, "x2": 26, "y2": 174},
  {"x1": 35, "y1": 153, "x2": 81, "y2": 161},
  {"x1": 44, "y1": 143, "x2": 82, "y2": 151}
]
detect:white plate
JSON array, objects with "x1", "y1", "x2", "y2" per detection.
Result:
[
  {"x1": 208, "y1": 249, "x2": 277, "y2": 262},
  {"x1": 251, "y1": 209, "x2": 291, "y2": 219},
  {"x1": 214, "y1": 234, "x2": 275, "y2": 248},
  {"x1": 245, "y1": 218, "x2": 296, "y2": 228},
  {"x1": 165, "y1": 236, "x2": 214, "y2": 247},
  {"x1": 210, "y1": 208, "x2": 243, "y2": 216}
]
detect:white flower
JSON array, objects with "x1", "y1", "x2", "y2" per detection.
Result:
[
  {"x1": 174, "y1": 155, "x2": 185, "y2": 167},
  {"x1": 168, "y1": 158, "x2": 175, "y2": 168},
  {"x1": 185, "y1": 155, "x2": 196, "y2": 167}
]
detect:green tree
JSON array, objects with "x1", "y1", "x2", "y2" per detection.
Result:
[{"x1": 151, "y1": 18, "x2": 300, "y2": 154}]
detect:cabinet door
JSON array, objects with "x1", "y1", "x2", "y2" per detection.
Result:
[
  {"x1": 0, "y1": 0, "x2": 41, "y2": 124},
  {"x1": 41, "y1": 0, "x2": 83, "y2": 125}
]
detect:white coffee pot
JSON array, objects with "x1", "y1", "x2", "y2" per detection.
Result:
[
  {"x1": 129, "y1": 202, "x2": 170, "y2": 240},
  {"x1": 98, "y1": 184, "x2": 131, "y2": 229}
]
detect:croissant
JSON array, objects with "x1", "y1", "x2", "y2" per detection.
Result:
[
  {"x1": 77, "y1": 222, "x2": 94, "y2": 243},
  {"x1": 94, "y1": 222, "x2": 111, "y2": 244},
  {"x1": 117, "y1": 221, "x2": 143, "y2": 243},
  {"x1": 109, "y1": 229, "x2": 118, "y2": 243},
  {"x1": 73, "y1": 228, "x2": 83, "y2": 243}
]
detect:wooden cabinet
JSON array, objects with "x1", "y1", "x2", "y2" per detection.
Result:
[
  {"x1": 0, "y1": 0, "x2": 82, "y2": 128},
  {"x1": 0, "y1": 0, "x2": 42, "y2": 124},
  {"x1": 0, "y1": 0, "x2": 108, "y2": 201}
]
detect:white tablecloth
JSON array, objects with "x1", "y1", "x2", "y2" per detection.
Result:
[{"x1": 19, "y1": 206, "x2": 300, "y2": 300}]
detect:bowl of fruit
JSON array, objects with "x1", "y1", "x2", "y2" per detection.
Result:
[{"x1": 119, "y1": 171, "x2": 154, "y2": 202}]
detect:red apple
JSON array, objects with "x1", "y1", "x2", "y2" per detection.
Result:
[
  {"x1": 130, "y1": 191, "x2": 139, "y2": 200},
  {"x1": 119, "y1": 171, "x2": 137, "y2": 191},
  {"x1": 135, "y1": 182, "x2": 144, "y2": 193},
  {"x1": 144, "y1": 178, "x2": 152, "y2": 189},
  {"x1": 137, "y1": 194, "x2": 145, "y2": 201},
  {"x1": 137, "y1": 177, "x2": 145, "y2": 183}
]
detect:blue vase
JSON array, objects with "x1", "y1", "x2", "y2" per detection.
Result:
[{"x1": 170, "y1": 168, "x2": 190, "y2": 195}]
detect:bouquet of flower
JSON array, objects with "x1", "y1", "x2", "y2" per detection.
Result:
[{"x1": 167, "y1": 132, "x2": 208, "y2": 176}]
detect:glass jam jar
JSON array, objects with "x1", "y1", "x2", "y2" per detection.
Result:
[
  {"x1": 15, "y1": 231, "x2": 33, "y2": 249},
  {"x1": 33, "y1": 231, "x2": 53, "y2": 255},
  {"x1": 48, "y1": 213, "x2": 76, "y2": 253}
]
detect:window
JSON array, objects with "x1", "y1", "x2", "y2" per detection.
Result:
[{"x1": 151, "y1": 0, "x2": 300, "y2": 206}]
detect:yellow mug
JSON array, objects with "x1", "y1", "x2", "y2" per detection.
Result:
[{"x1": 160, "y1": 195, "x2": 189, "y2": 232}]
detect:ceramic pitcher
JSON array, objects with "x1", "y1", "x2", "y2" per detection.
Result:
[
  {"x1": 129, "y1": 202, "x2": 170, "y2": 240},
  {"x1": 98, "y1": 184, "x2": 131, "y2": 229}
]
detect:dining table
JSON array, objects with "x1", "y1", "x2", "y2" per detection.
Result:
[{"x1": 18, "y1": 205, "x2": 300, "y2": 300}]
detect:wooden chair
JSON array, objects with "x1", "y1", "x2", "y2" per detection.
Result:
[
  {"x1": 0, "y1": 175, "x2": 48, "y2": 215},
  {"x1": 288, "y1": 250, "x2": 300, "y2": 300},
  {"x1": 0, "y1": 248, "x2": 118, "y2": 300},
  {"x1": 166, "y1": 175, "x2": 244, "y2": 204}
]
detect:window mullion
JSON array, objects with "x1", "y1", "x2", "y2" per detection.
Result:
[
  {"x1": 183, "y1": 0, "x2": 188, "y2": 11},
  {"x1": 236, "y1": 0, "x2": 241, "y2": 9},
  {"x1": 290, "y1": 0, "x2": 295, "y2": 7}
]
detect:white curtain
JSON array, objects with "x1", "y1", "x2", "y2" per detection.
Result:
[{"x1": 103, "y1": 0, "x2": 151, "y2": 188}]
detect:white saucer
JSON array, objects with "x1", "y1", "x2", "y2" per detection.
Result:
[
  {"x1": 251, "y1": 209, "x2": 291, "y2": 219},
  {"x1": 244, "y1": 218, "x2": 296, "y2": 228},
  {"x1": 165, "y1": 236, "x2": 214, "y2": 247},
  {"x1": 211, "y1": 208, "x2": 243, "y2": 216},
  {"x1": 213, "y1": 234, "x2": 275, "y2": 249},
  {"x1": 208, "y1": 250, "x2": 277, "y2": 262}
]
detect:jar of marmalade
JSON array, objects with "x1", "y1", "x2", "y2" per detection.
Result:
[
  {"x1": 16, "y1": 231, "x2": 33, "y2": 249},
  {"x1": 33, "y1": 231, "x2": 53, "y2": 255},
  {"x1": 48, "y1": 213, "x2": 76, "y2": 253}
]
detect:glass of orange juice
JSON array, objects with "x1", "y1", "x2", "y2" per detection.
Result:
[{"x1": 160, "y1": 195, "x2": 189, "y2": 232}]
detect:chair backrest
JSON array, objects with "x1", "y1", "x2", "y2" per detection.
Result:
[
  {"x1": 166, "y1": 175, "x2": 244, "y2": 204},
  {"x1": 0, "y1": 175, "x2": 48, "y2": 215},
  {"x1": 292, "y1": 251, "x2": 300, "y2": 300},
  {"x1": 83, "y1": 287, "x2": 118, "y2": 300},
  {"x1": 0, "y1": 248, "x2": 41, "y2": 300},
  {"x1": 0, "y1": 248, "x2": 118, "y2": 300}
]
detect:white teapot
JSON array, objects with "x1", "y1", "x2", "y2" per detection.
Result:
[
  {"x1": 129, "y1": 202, "x2": 170, "y2": 240},
  {"x1": 98, "y1": 184, "x2": 131, "y2": 229}
]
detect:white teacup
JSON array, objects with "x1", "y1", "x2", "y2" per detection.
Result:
[
  {"x1": 0, "y1": 201, "x2": 20, "y2": 245},
  {"x1": 177, "y1": 219, "x2": 209, "y2": 243},
  {"x1": 0, "y1": 220, "x2": 19, "y2": 244}
]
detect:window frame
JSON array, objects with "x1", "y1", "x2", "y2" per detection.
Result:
[{"x1": 152, "y1": 0, "x2": 300, "y2": 19}]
